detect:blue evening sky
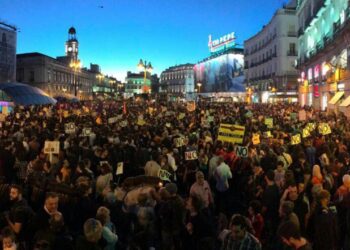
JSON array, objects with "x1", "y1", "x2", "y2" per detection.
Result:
[{"x1": 1, "y1": 0, "x2": 288, "y2": 81}]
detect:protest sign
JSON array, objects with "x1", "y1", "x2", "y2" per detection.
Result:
[
  {"x1": 264, "y1": 131, "x2": 273, "y2": 138},
  {"x1": 178, "y1": 113, "x2": 186, "y2": 120},
  {"x1": 158, "y1": 169, "x2": 171, "y2": 182},
  {"x1": 63, "y1": 110, "x2": 69, "y2": 118},
  {"x1": 318, "y1": 123, "x2": 332, "y2": 135},
  {"x1": 302, "y1": 128, "x2": 311, "y2": 138},
  {"x1": 265, "y1": 118, "x2": 273, "y2": 128},
  {"x1": 108, "y1": 117, "x2": 119, "y2": 124},
  {"x1": 252, "y1": 133, "x2": 260, "y2": 145},
  {"x1": 174, "y1": 137, "x2": 187, "y2": 147},
  {"x1": 82, "y1": 128, "x2": 92, "y2": 137},
  {"x1": 185, "y1": 151, "x2": 198, "y2": 161},
  {"x1": 137, "y1": 119, "x2": 146, "y2": 126},
  {"x1": 165, "y1": 123, "x2": 171, "y2": 128},
  {"x1": 217, "y1": 124, "x2": 245, "y2": 144},
  {"x1": 291, "y1": 134, "x2": 301, "y2": 145},
  {"x1": 235, "y1": 146, "x2": 248, "y2": 158},
  {"x1": 116, "y1": 162, "x2": 124, "y2": 175},
  {"x1": 306, "y1": 123, "x2": 316, "y2": 132},
  {"x1": 65, "y1": 123, "x2": 76, "y2": 134},
  {"x1": 44, "y1": 141, "x2": 60, "y2": 154},
  {"x1": 119, "y1": 120, "x2": 128, "y2": 127}
]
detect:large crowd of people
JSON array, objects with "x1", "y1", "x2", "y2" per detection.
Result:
[{"x1": 0, "y1": 98, "x2": 349, "y2": 250}]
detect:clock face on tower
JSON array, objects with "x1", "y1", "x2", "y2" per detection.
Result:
[{"x1": 68, "y1": 47, "x2": 73, "y2": 52}]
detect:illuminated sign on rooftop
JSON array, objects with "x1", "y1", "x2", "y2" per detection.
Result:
[{"x1": 208, "y1": 32, "x2": 236, "y2": 54}]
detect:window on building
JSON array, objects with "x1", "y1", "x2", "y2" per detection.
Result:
[
  {"x1": 289, "y1": 43, "x2": 296, "y2": 54},
  {"x1": 30, "y1": 71, "x2": 35, "y2": 82}
]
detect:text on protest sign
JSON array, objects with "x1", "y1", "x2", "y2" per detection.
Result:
[
  {"x1": 235, "y1": 146, "x2": 248, "y2": 158},
  {"x1": 252, "y1": 133, "x2": 260, "y2": 145},
  {"x1": 174, "y1": 137, "x2": 187, "y2": 148},
  {"x1": 318, "y1": 123, "x2": 332, "y2": 135},
  {"x1": 65, "y1": 123, "x2": 76, "y2": 134},
  {"x1": 44, "y1": 141, "x2": 60, "y2": 154},
  {"x1": 291, "y1": 134, "x2": 301, "y2": 145},
  {"x1": 82, "y1": 128, "x2": 92, "y2": 137},
  {"x1": 185, "y1": 151, "x2": 198, "y2": 161},
  {"x1": 218, "y1": 124, "x2": 245, "y2": 144},
  {"x1": 264, "y1": 118, "x2": 273, "y2": 128},
  {"x1": 158, "y1": 169, "x2": 171, "y2": 182}
]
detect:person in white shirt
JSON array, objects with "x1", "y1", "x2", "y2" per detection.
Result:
[{"x1": 214, "y1": 156, "x2": 232, "y2": 214}]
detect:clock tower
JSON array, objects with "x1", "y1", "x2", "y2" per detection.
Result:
[{"x1": 65, "y1": 27, "x2": 78, "y2": 61}]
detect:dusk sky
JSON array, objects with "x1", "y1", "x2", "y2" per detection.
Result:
[{"x1": 1, "y1": 0, "x2": 288, "y2": 81}]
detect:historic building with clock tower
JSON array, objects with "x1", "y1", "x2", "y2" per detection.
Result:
[{"x1": 65, "y1": 27, "x2": 78, "y2": 62}]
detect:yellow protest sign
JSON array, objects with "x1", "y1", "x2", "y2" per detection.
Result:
[
  {"x1": 252, "y1": 133, "x2": 260, "y2": 145},
  {"x1": 306, "y1": 123, "x2": 316, "y2": 132},
  {"x1": 178, "y1": 113, "x2": 186, "y2": 120},
  {"x1": 217, "y1": 124, "x2": 245, "y2": 144},
  {"x1": 302, "y1": 128, "x2": 311, "y2": 138},
  {"x1": 291, "y1": 134, "x2": 301, "y2": 145},
  {"x1": 63, "y1": 111, "x2": 69, "y2": 118},
  {"x1": 318, "y1": 123, "x2": 331, "y2": 135},
  {"x1": 264, "y1": 131, "x2": 273, "y2": 138},
  {"x1": 265, "y1": 118, "x2": 273, "y2": 128},
  {"x1": 137, "y1": 119, "x2": 146, "y2": 126}
]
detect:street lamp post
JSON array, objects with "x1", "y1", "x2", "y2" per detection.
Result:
[
  {"x1": 197, "y1": 82, "x2": 202, "y2": 93},
  {"x1": 69, "y1": 60, "x2": 81, "y2": 97},
  {"x1": 137, "y1": 59, "x2": 153, "y2": 94}
]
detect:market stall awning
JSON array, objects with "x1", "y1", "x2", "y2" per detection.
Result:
[
  {"x1": 0, "y1": 82, "x2": 57, "y2": 105},
  {"x1": 328, "y1": 91, "x2": 344, "y2": 105},
  {"x1": 340, "y1": 95, "x2": 350, "y2": 107}
]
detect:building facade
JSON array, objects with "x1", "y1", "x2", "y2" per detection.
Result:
[
  {"x1": 0, "y1": 22, "x2": 17, "y2": 83},
  {"x1": 244, "y1": 0, "x2": 299, "y2": 103},
  {"x1": 16, "y1": 27, "x2": 119, "y2": 100},
  {"x1": 125, "y1": 71, "x2": 151, "y2": 95},
  {"x1": 296, "y1": 0, "x2": 350, "y2": 112},
  {"x1": 160, "y1": 64, "x2": 194, "y2": 94}
]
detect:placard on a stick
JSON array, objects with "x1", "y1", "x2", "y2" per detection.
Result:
[
  {"x1": 44, "y1": 141, "x2": 60, "y2": 154},
  {"x1": 116, "y1": 162, "x2": 124, "y2": 175},
  {"x1": 185, "y1": 151, "x2": 198, "y2": 161},
  {"x1": 65, "y1": 123, "x2": 76, "y2": 134},
  {"x1": 158, "y1": 169, "x2": 171, "y2": 182}
]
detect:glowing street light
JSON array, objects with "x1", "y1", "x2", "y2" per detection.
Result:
[
  {"x1": 197, "y1": 82, "x2": 202, "y2": 93},
  {"x1": 69, "y1": 60, "x2": 81, "y2": 97},
  {"x1": 137, "y1": 59, "x2": 153, "y2": 94}
]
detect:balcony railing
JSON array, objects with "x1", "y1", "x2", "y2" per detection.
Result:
[{"x1": 287, "y1": 31, "x2": 298, "y2": 37}]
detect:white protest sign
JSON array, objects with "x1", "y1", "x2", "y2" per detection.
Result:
[
  {"x1": 174, "y1": 137, "x2": 187, "y2": 148},
  {"x1": 185, "y1": 151, "x2": 198, "y2": 161},
  {"x1": 119, "y1": 120, "x2": 128, "y2": 127},
  {"x1": 116, "y1": 162, "x2": 124, "y2": 175},
  {"x1": 65, "y1": 123, "x2": 76, "y2": 134},
  {"x1": 82, "y1": 128, "x2": 92, "y2": 136},
  {"x1": 158, "y1": 169, "x2": 171, "y2": 182},
  {"x1": 44, "y1": 141, "x2": 60, "y2": 154},
  {"x1": 235, "y1": 146, "x2": 248, "y2": 158}
]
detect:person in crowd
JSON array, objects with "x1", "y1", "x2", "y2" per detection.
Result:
[
  {"x1": 190, "y1": 171, "x2": 213, "y2": 212},
  {"x1": 214, "y1": 156, "x2": 232, "y2": 215},
  {"x1": 96, "y1": 206, "x2": 118, "y2": 250},
  {"x1": 2, "y1": 227, "x2": 17, "y2": 250},
  {"x1": 279, "y1": 201, "x2": 300, "y2": 230},
  {"x1": 76, "y1": 218, "x2": 103, "y2": 250},
  {"x1": 278, "y1": 221, "x2": 312, "y2": 250},
  {"x1": 33, "y1": 192, "x2": 59, "y2": 232},
  {"x1": 247, "y1": 200, "x2": 264, "y2": 241},
  {"x1": 221, "y1": 214, "x2": 261, "y2": 250}
]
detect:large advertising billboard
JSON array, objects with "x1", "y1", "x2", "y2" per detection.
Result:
[{"x1": 194, "y1": 53, "x2": 245, "y2": 92}]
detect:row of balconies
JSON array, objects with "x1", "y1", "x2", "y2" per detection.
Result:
[
  {"x1": 248, "y1": 73, "x2": 276, "y2": 82},
  {"x1": 245, "y1": 34, "x2": 277, "y2": 56},
  {"x1": 298, "y1": 0, "x2": 326, "y2": 36},
  {"x1": 247, "y1": 53, "x2": 277, "y2": 68}
]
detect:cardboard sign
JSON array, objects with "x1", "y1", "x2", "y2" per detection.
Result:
[
  {"x1": 265, "y1": 118, "x2": 273, "y2": 128},
  {"x1": 291, "y1": 134, "x2": 301, "y2": 145},
  {"x1": 82, "y1": 128, "x2": 92, "y2": 137},
  {"x1": 158, "y1": 169, "x2": 171, "y2": 182},
  {"x1": 65, "y1": 123, "x2": 76, "y2": 134},
  {"x1": 174, "y1": 137, "x2": 187, "y2": 148},
  {"x1": 235, "y1": 146, "x2": 248, "y2": 158},
  {"x1": 44, "y1": 141, "x2": 60, "y2": 154},
  {"x1": 116, "y1": 162, "x2": 123, "y2": 175},
  {"x1": 298, "y1": 110, "x2": 306, "y2": 121},
  {"x1": 185, "y1": 151, "x2": 198, "y2": 161},
  {"x1": 318, "y1": 123, "x2": 332, "y2": 135},
  {"x1": 252, "y1": 133, "x2": 260, "y2": 145},
  {"x1": 217, "y1": 124, "x2": 245, "y2": 144},
  {"x1": 302, "y1": 128, "x2": 311, "y2": 138}
]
